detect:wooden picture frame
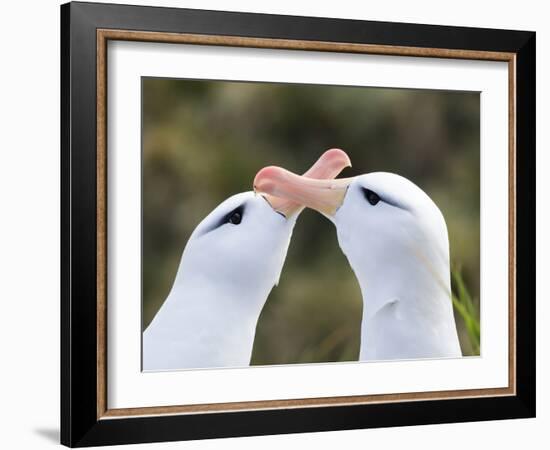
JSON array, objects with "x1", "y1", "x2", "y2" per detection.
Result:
[{"x1": 61, "y1": 1, "x2": 535, "y2": 446}]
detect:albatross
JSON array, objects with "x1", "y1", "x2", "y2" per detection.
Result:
[
  {"x1": 143, "y1": 149, "x2": 351, "y2": 370},
  {"x1": 254, "y1": 167, "x2": 462, "y2": 361}
]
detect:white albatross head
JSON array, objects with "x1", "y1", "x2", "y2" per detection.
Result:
[
  {"x1": 172, "y1": 148, "x2": 352, "y2": 307},
  {"x1": 178, "y1": 191, "x2": 296, "y2": 293},
  {"x1": 254, "y1": 166, "x2": 461, "y2": 360}
]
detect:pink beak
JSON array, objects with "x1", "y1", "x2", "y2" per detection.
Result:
[{"x1": 260, "y1": 148, "x2": 351, "y2": 217}]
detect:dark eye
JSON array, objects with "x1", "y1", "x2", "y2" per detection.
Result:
[
  {"x1": 363, "y1": 188, "x2": 380, "y2": 206},
  {"x1": 223, "y1": 205, "x2": 245, "y2": 227},
  {"x1": 228, "y1": 211, "x2": 242, "y2": 225}
]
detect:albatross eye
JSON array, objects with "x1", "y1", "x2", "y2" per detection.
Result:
[
  {"x1": 363, "y1": 188, "x2": 380, "y2": 206},
  {"x1": 223, "y1": 205, "x2": 245, "y2": 227},
  {"x1": 228, "y1": 211, "x2": 242, "y2": 225}
]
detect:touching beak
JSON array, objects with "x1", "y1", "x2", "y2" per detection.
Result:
[
  {"x1": 254, "y1": 165, "x2": 353, "y2": 218},
  {"x1": 260, "y1": 148, "x2": 351, "y2": 218}
]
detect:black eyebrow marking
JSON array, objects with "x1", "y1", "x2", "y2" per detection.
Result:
[
  {"x1": 200, "y1": 204, "x2": 246, "y2": 237},
  {"x1": 382, "y1": 196, "x2": 407, "y2": 210},
  {"x1": 362, "y1": 187, "x2": 407, "y2": 211},
  {"x1": 223, "y1": 204, "x2": 245, "y2": 225}
]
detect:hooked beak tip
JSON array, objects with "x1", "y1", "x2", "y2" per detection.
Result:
[
  {"x1": 253, "y1": 150, "x2": 353, "y2": 218},
  {"x1": 253, "y1": 166, "x2": 286, "y2": 196},
  {"x1": 322, "y1": 148, "x2": 352, "y2": 170}
]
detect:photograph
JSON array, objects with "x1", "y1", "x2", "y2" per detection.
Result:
[
  {"x1": 58, "y1": 2, "x2": 536, "y2": 446},
  {"x1": 141, "y1": 78, "x2": 481, "y2": 371}
]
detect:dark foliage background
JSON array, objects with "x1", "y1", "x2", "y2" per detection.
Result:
[{"x1": 142, "y1": 78, "x2": 480, "y2": 362}]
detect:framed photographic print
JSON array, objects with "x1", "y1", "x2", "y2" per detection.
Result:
[{"x1": 60, "y1": 1, "x2": 536, "y2": 447}]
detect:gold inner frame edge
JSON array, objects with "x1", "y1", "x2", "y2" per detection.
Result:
[{"x1": 96, "y1": 28, "x2": 517, "y2": 420}]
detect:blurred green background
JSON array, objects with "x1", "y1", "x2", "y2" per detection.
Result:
[{"x1": 142, "y1": 77, "x2": 480, "y2": 362}]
